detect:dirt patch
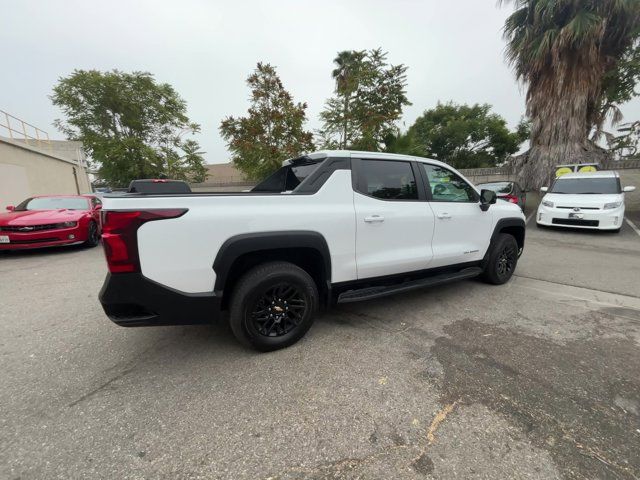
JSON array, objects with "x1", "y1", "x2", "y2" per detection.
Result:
[
  {"x1": 432, "y1": 318, "x2": 640, "y2": 480},
  {"x1": 411, "y1": 453, "x2": 434, "y2": 475}
]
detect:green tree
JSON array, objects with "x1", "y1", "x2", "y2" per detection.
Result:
[
  {"x1": 386, "y1": 102, "x2": 529, "y2": 169},
  {"x1": 329, "y1": 50, "x2": 366, "y2": 149},
  {"x1": 501, "y1": 0, "x2": 640, "y2": 188},
  {"x1": 596, "y1": 44, "x2": 640, "y2": 137},
  {"x1": 219, "y1": 63, "x2": 315, "y2": 181},
  {"x1": 607, "y1": 121, "x2": 640, "y2": 159},
  {"x1": 319, "y1": 49, "x2": 410, "y2": 151},
  {"x1": 51, "y1": 69, "x2": 206, "y2": 186}
]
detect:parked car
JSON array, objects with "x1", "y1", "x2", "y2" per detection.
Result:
[
  {"x1": 536, "y1": 171, "x2": 635, "y2": 232},
  {"x1": 98, "y1": 151, "x2": 526, "y2": 351},
  {"x1": 0, "y1": 195, "x2": 102, "y2": 250},
  {"x1": 127, "y1": 179, "x2": 192, "y2": 194},
  {"x1": 476, "y1": 181, "x2": 526, "y2": 211}
]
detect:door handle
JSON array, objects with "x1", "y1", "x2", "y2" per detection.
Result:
[
  {"x1": 364, "y1": 215, "x2": 385, "y2": 223},
  {"x1": 437, "y1": 212, "x2": 452, "y2": 219}
]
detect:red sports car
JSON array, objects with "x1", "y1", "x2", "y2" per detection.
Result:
[{"x1": 0, "y1": 195, "x2": 102, "y2": 250}]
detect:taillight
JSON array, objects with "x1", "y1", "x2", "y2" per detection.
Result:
[
  {"x1": 101, "y1": 209, "x2": 187, "y2": 273},
  {"x1": 504, "y1": 195, "x2": 519, "y2": 204}
]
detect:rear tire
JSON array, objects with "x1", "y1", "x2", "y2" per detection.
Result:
[
  {"x1": 229, "y1": 261, "x2": 319, "y2": 351},
  {"x1": 481, "y1": 233, "x2": 518, "y2": 285},
  {"x1": 84, "y1": 221, "x2": 100, "y2": 248}
]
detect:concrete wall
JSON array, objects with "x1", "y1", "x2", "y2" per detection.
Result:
[
  {"x1": 10, "y1": 139, "x2": 87, "y2": 165},
  {"x1": 191, "y1": 167, "x2": 640, "y2": 204},
  {"x1": 619, "y1": 170, "x2": 640, "y2": 213},
  {"x1": 0, "y1": 138, "x2": 92, "y2": 208}
]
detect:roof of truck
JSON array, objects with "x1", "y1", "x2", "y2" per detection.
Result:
[{"x1": 288, "y1": 150, "x2": 447, "y2": 168}]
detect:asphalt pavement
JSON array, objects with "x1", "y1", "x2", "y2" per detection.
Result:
[{"x1": 1, "y1": 218, "x2": 639, "y2": 479}]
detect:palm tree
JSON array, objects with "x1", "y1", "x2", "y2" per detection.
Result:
[
  {"x1": 331, "y1": 50, "x2": 365, "y2": 149},
  {"x1": 501, "y1": 0, "x2": 640, "y2": 188}
]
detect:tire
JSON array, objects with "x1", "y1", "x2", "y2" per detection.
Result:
[
  {"x1": 84, "y1": 221, "x2": 100, "y2": 248},
  {"x1": 229, "y1": 261, "x2": 319, "y2": 352},
  {"x1": 481, "y1": 233, "x2": 519, "y2": 285}
]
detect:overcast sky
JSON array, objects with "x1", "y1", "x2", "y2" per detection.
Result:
[{"x1": 3, "y1": 0, "x2": 639, "y2": 164}]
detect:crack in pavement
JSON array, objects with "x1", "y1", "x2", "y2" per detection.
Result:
[
  {"x1": 67, "y1": 367, "x2": 135, "y2": 407},
  {"x1": 66, "y1": 328, "x2": 191, "y2": 408}
]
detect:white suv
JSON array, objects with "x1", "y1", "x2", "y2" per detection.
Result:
[{"x1": 537, "y1": 171, "x2": 635, "y2": 232}]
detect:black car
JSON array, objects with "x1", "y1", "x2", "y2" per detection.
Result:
[{"x1": 476, "y1": 181, "x2": 526, "y2": 211}]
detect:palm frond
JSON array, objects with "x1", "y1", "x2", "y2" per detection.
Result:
[{"x1": 558, "y1": 10, "x2": 603, "y2": 48}]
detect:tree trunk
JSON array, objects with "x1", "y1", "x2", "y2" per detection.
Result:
[
  {"x1": 342, "y1": 95, "x2": 349, "y2": 150},
  {"x1": 517, "y1": 64, "x2": 610, "y2": 190}
]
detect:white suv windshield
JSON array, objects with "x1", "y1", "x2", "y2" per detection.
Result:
[{"x1": 550, "y1": 177, "x2": 620, "y2": 194}]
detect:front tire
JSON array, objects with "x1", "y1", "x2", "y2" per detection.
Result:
[
  {"x1": 229, "y1": 261, "x2": 319, "y2": 351},
  {"x1": 481, "y1": 233, "x2": 519, "y2": 285},
  {"x1": 84, "y1": 221, "x2": 100, "y2": 248}
]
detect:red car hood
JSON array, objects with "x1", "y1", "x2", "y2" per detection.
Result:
[{"x1": 0, "y1": 209, "x2": 86, "y2": 226}]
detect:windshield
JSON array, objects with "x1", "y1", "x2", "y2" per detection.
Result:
[
  {"x1": 477, "y1": 182, "x2": 512, "y2": 194},
  {"x1": 550, "y1": 177, "x2": 620, "y2": 195},
  {"x1": 15, "y1": 197, "x2": 89, "y2": 211}
]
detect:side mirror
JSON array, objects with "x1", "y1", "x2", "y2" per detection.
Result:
[
  {"x1": 6, "y1": 205, "x2": 14, "y2": 211},
  {"x1": 94, "y1": 204, "x2": 102, "y2": 210},
  {"x1": 623, "y1": 186, "x2": 636, "y2": 193},
  {"x1": 479, "y1": 189, "x2": 497, "y2": 212},
  {"x1": 540, "y1": 187, "x2": 548, "y2": 193}
]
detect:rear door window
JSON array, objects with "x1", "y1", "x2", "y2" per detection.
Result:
[
  {"x1": 252, "y1": 162, "x2": 321, "y2": 193},
  {"x1": 355, "y1": 160, "x2": 418, "y2": 200}
]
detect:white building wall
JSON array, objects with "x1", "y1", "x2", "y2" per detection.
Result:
[{"x1": 0, "y1": 138, "x2": 91, "y2": 208}]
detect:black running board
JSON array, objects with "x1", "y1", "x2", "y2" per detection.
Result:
[{"x1": 337, "y1": 267, "x2": 483, "y2": 304}]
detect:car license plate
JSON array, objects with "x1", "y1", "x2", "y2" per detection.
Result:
[
  {"x1": 0, "y1": 235, "x2": 9, "y2": 243},
  {"x1": 568, "y1": 212, "x2": 583, "y2": 219}
]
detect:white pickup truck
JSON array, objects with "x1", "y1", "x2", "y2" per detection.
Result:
[{"x1": 99, "y1": 151, "x2": 525, "y2": 351}]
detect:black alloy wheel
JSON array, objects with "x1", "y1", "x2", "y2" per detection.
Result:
[
  {"x1": 496, "y1": 243, "x2": 516, "y2": 277},
  {"x1": 250, "y1": 283, "x2": 307, "y2": 337},
  {"x1": 480, "y1": 233, "x2": 519, "y2": 285}
]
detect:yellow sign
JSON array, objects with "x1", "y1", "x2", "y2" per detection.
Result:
[{"x1": 555, "y1": 167, "x2": 572, "y2": 177}]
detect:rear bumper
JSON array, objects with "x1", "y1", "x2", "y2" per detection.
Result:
[{"x1": 99, "y1": 273, "x2": 221, "y2": 327}]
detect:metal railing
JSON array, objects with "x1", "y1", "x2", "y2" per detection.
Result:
[{"x1": 0, "y1": 109, "x2": 51, "y2": 151}]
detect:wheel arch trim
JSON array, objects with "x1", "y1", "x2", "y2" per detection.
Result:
[
  {"x1": 485, "y1": 217, "x2": 526, "y2": 262},
  {"x1": 212, "y1": 231, "x2": 332, "y2": 294}
]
